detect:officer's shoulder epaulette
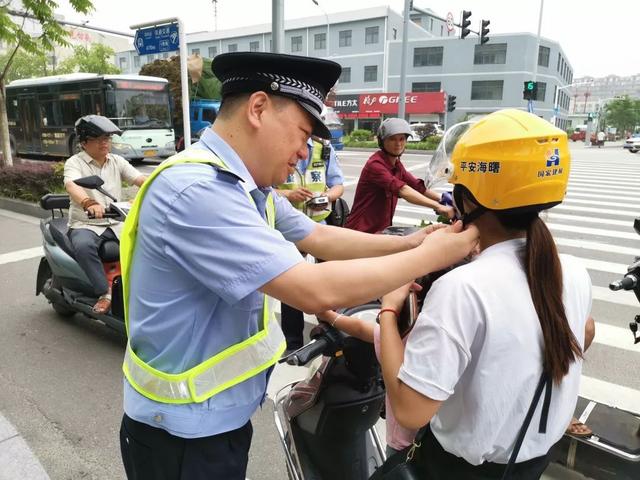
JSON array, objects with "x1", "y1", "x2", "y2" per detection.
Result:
[{"x1": 211, "y1": 163, "x2": 243, "y2": 184}]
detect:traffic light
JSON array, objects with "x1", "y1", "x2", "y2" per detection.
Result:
[
  {"x1": 523, "y1": 81, "x2": 538, "y2": 100},
  {"x1": 587, "y1": 112, "x2": 594, "y2": 122},
  {"x1": 480, "y1": 20, "x2": 490, "y2": 45},
  {"x1": 460, "y1": 11, "x2": 472, "y2": 39},
  {"x1": 447, "y1": 95, "x2": 457, "y2": 112}
]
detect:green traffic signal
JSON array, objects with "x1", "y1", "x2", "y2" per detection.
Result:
[{"x1": 526, "y1": 81, "x2": 535, "y2": 91}]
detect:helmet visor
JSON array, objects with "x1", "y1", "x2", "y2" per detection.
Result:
[{"x1": 425, "y1": 121, "x2": 474, "y2": 189}]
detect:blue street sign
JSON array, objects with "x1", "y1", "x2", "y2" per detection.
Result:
[{"x1": 134, "y1": 23, "x2": 179, "y2": 55}]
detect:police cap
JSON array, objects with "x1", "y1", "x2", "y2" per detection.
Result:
[{"x1": 212, "y1": 52, "x2": 341, "y2": 139}]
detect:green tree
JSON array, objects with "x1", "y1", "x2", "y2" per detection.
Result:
[
  {"x1": 602, "y1": 96, "x2": 640, "y2": 135},
  {"x1": 56, "y1": 43, "x2": 121, "y2": 74},
  {"x1": 0, "y1": 48, "x2": 50, "y2": 82},
  {"x1": 139, "y1": 56, "x2": 221, "y2": 132},
  {"x1": 0, "y1": 0, "x2": 94, "y2": 167}
]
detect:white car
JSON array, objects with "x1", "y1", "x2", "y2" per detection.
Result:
[{"x1": 623, "y1": 134, "x2": 640, "y2": 153}]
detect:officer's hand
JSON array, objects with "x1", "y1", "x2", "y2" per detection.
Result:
[
  {"x1": 86, "y1": 204, "x2": 105, "y2": 219},
  {"x1": 288, "y1": 188, "x2": 314, "y2": 203},
  {"x1": 436, "y1": 204, "x2": 456, "y2": 220},
  {"x1": 405, "y1": 223, "x2": 447, "y2": 249},
  {"x1": 419, "y1": 221, "x2": 479, "y2": 271}
]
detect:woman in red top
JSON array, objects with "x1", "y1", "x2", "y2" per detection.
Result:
[{"x1": 345, "y1": 118, "x2": 454, "y2": 233}]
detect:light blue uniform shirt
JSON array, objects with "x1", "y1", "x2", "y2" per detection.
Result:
[
  {"x1": 296, "y1": 138, "x2": 344, "y2": 188},
  {"x1": 123, "y1": 129, "x2": 317, "y2": 438}
]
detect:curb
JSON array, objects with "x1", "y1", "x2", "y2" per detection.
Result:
[
  {"x1": 0, "y1": 414, "x2": 50, "y2": 479},
  {"x1": 0, "y1": 197, "x2": 47, "y2": 219}
]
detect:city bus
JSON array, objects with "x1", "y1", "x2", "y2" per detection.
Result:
[{"x1": 5, "y1": 73, "x2": 176, "y2": 161}]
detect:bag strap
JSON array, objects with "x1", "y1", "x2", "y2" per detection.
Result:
[{"x1": 500, "y1": 371, "x2": 551, "y2": 480}]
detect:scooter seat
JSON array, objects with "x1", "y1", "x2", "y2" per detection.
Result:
[
  {"x1": 49, "y1": 218, "x2": 76, "y2": 259},
  {"x1": 98, "y1": 241, "x2": 120, "y2": 262}
]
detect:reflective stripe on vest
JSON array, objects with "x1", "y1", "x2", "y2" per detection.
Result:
[
  {"x1": 278, "y1": 141, "x2": 330, "y2": 222},
  {"x1": 120, "y1": 148, "x2": 286, "y2": 404}
]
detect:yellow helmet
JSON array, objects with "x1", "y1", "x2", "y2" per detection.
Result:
[{"x1": 428, "y1": 109, "x2": 570, "y2": 213}]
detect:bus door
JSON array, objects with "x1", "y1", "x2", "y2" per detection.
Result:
[
  {"x1": 17, "y1": 95, "x2": 41, "y2": 153},
  {"x1": 81, "y1": 89, "x2": 104, "y2": 116}
]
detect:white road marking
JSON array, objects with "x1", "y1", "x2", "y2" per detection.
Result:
[
  {"x1": 579, "y1": 375, "x2": 640, "y2": 415},
  {"x1": 0, "y1": 246, "x2": 44, "y2": 266}
]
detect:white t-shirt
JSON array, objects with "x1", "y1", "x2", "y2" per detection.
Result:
[{"x1": 398, "y1": 238, "x2": 592, "y2": 465}]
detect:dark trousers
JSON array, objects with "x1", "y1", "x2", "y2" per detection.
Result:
[
  {"x1": 281, "y1": 302, "x2": 305, "y2": 350},
  {"x1": 416, "y1": 424, "x2": 550, "y2": 480},
  {"x1": 68, "y1": 228, "x2": 117, "y2": 296},
  {"x1": 120, "y1": 414, "x2": 253, "y2": 480}
]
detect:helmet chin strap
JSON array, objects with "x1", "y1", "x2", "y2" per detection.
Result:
[
  {"x1": 460, "y1": 206, "x2": 487, "y2": 227},
  {"x1": 453, "y1": 184, "x2": 487, "y2": 227}
]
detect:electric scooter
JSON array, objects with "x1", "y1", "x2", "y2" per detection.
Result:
[{"x1": 35, "y1": 175, "x2": 129, "y2": 333}]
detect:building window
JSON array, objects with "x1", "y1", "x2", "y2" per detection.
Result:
[
  {"x1": 474, "y1": 43, "x2": 507, "y2": 64},
  {"x1": 364, "y1": 65, "x2": 377, "y2": 82},
  {"x1": 412, "y1": 81, "x2": 441, "y2": 92},
  {"x1": 538, "y1": 46, "x2": 550, "y2": 67},
  {"x1": 535, "y1": 82, "x2": 547, "y2": 101},
  {"x1": 291, "y1": 36, "x2": 302, "y2": 52},
  {"x1": 413, "y1": 47, "x2": 443, "y2": 67},
  {"x1": 209, "y1": 46, "x2": 217, "y2": 57},
  {"x1": 339, "y1": 67, "x2": 351, "y2": 83},
  {"x1": 440, "y1": 25, "x2": 444, "y2": 36},
  {"x1": 430, "y1": 18, "x2": 434, "y2": 31},
  {"x1": 365, "y1": 26, "x2": 379, "y2": 44},
  {"x1": 339, "y1": 30, "x2": 352, "y2": 47},
  {"x1": 471, "y1": 80, "x2": 504, "y2": 100},
  {"x1": 250, "y1": 41, "x2": 259, "y2": 52},
  {"x1": 314, "y1": 33, "x2": 326, "y2": 50},
  {"x1": 119, "y1": 57, "x2": 128, "y2": 70},
  {"x1": 557, "y1": 53, "x2": 562, "y2": 71},
  {"x1": 133, "y1": 56, "x2": 140, "y2": 68},
  {"x1": 192, "y1": 48, "x2": 200, "y2": 56},
  {"x1": 228, "y1": 44, "x2": 237, "y2": 52},
  {"x1": 392, "y1": 28, "x2": 397, "y2": 40}
]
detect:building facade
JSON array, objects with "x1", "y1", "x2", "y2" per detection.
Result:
[
  {"x1": 569, "y1": 74, "x2": 640, "y2": 116},
  {"x1": 114, "y1": 5, "x2": 574, "y2": 132}
]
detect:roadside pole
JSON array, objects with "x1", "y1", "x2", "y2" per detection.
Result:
[
  {"x1": 131, "y1": 18, "x2": 190, "y2": 147},
  {"x1": 529, "y1": 0, "x2": 544, "y2": 115},
  {"x1": 397, "y1": 0, "x2": 411, "y2": 120},
  {"x1": 272, "y1": 0, "x2": 284, "y2": 53}
]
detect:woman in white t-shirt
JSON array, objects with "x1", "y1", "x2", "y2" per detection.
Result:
[{"x1": 377, "y1": 109, "x2": 595, "y2": 479}]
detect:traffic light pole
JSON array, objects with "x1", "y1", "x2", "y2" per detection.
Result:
[{"x1": 398, "y1": 0, "x2": 411, "y2": 119}]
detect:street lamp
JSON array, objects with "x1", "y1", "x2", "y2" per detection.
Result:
[
  {"x1": 311, "y1": 0, "x2": 330, "y2": 57},
  {"x1": 551, "y1": 81, "x2": 592, "y2": 127}
]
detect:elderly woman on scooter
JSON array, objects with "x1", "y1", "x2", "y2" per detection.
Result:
[{"x1": 377, "y1": 109, "x2": 595, "y2": 479}]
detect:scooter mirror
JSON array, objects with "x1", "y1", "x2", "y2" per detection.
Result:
[{"x1": 73, "y1": 175, "x2": 104, "y2": 189}]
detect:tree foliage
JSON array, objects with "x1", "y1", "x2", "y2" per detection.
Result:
[
  {"x1": 139, "y1": 56, "x2": 221, "y2": 131},
  {"x1": 56, "y1": 43, "x2": 121, "y2": 74},
  {"x1": 0, "y1": 0, "x2": 94, "y2": 167},
  {"x1": 0, "y1": 47, "x2": 50, "y2": 81},
  {"x1": 602, "y1": 96, "x2": 640, "y2": 134}
]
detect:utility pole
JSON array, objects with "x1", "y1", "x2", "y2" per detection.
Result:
[
  {"x1": 272, "y1": 0, "x2": 284, "y2": 53},
  {"x1": 397, "y1": 0, "x2": 411, "y2": 119},
  {"x1": 529, "y1": 0, "x2": 544, "y2": 113}
]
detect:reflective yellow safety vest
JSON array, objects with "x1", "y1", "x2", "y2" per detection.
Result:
[
  {"x1": 278, "y1": 140, "x2": 331, "y2": 222},
  {"x1": 119, "y1": 148, "x2": 286, "y2": 404}
]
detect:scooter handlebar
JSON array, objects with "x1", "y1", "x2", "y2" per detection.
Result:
[
  {"x1": 609, "y1": 274, "x2": 638, "y2": 291},
  {"x1": 281, "y1": 337, "x2": 330, "y2": 366}
]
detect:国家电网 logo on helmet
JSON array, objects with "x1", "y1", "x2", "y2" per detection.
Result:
[{"x1": 537, "y1": 148, "x2": 563, "y2": 179}]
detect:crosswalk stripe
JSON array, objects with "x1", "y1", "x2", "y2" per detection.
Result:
[
  {"x1": 554, "y1": 237, "x2": 639, "y2": 256},
  {"x1": 579, "y1": 375, "x2": 640, "y2": 414},
  {"x1": 553, "y1": 203, "x2": 639, "y2": 217},
  {"x1": 569, "y1": 182, "x2": 640, "y2": 194},
  {"x1": 547, "y1": 222, "x2": 638, "y2": 240},
  {"x1": 567, "y1": 189, "x2": 640, "y2": 201},
  {"x1": 592, "y1": 322, "x2": 638, "y2": 353},
  {"x1": 547, "y1": 212, "x2": 632, "y2": 228},
  {"x1": 562, "y1": 197, "x2": 640, "y2": 212},
  {"x1": 0, "y1": 246, "x2": 44, "y2": 266},
  {"x1": 592, "y1": 285, "x2": 638, "y2": 307}
]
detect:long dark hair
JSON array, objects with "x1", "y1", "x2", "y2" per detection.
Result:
[{"x1": 496, "y1": 210, "x2": 583, "y2": 384}]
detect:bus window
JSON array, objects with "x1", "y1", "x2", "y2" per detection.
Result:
[
  {"x1": 40, "y1": 101, "x2": 60, "y2": 127},
  {"x1": 61, "y1": 99, "x2": 81, "y2": 125},
  {"x1": 112, "y1": 89, "x2": 171, "y2": 129},
  {"x1": 6, "y1": 98, "x2": 17, "y2": 121}
]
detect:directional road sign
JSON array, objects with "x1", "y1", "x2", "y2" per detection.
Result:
[{"x1": 134, "y1": 23, "x2": 179, "y2": 55}]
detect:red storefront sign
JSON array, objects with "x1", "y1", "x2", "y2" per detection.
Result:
[{"x1": 358, "y1": 92, "x2": 445, "y2": 114}]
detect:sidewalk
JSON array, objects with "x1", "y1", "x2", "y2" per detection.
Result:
[{"x1": 0, "y1": 413, "x2": 49, "y2": 480}]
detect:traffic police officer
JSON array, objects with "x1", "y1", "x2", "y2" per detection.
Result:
[
  {"x1": 276, "y1": 135, "x2": 345, "y2": 352},
  {"x1": 118, "y1": 51, "x2": 479, "y2": 479}
]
